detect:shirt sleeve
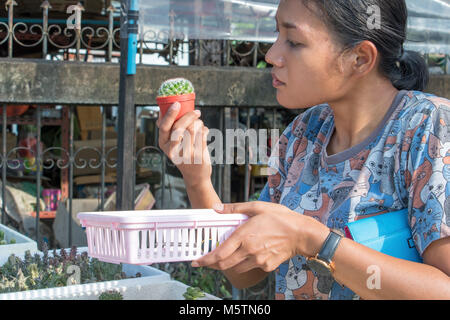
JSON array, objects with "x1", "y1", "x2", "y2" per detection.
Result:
[{"x1": 407, "y1": 99, "x2": 450, "y2": 256}]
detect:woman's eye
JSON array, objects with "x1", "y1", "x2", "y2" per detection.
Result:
[{"x1": 286, "y1": 40, "x2": 300, "y2": 48}]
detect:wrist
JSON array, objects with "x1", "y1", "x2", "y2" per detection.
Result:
[
  {"x1": 297, "y1": 216, "x2": 331, "y2": 258},
  {"x1": 183, "y1": 176, "x2": 212, "y2": 190}
]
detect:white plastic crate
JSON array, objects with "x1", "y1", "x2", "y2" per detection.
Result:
[{"x1": 77, "y1": 209, "x2": 248, "y2": 265}]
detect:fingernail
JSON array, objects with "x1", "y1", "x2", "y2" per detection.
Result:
[
  {"x1": 191, "y1": 261, "x2": 199, "y2": 267},
  {"x1": 213, "y1": 203, "x2": 224, "y2": 212},
  {"x1": 194, "y1": 109, "x2": 201, "y2": 116},
  {"x1": 170, "y1": 102, "x2": 180, "y2": 111}
]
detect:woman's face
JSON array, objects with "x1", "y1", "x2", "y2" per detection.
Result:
[{"x1": 265, "y1": 0, "x2": 349, "y2": 109}]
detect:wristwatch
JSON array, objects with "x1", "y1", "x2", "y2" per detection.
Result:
[{"x1": 306, "y1": 229, "x2": 344, "y2": 278}]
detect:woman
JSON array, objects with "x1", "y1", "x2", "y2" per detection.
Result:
[{"x1": 157, "y1": 0, "x2": 450, "y2": 299}]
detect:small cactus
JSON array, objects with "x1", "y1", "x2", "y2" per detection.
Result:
[
  {"x1": 98, "y1": 290, "x2": 124, "y2": 300},
  {"x1": 183, "y1": 286, "x2": 205, "y2": 300},
  {"x1": 157, "y1": 78, "x2": 194, "y2": 97}
]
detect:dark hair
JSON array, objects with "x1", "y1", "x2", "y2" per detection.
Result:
[{"x1": 302, "y1": 0, "x2": 429, "y2": 91}]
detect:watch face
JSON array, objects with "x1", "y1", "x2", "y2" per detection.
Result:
[{"x1": 307, "y1": 258, "x2": 332, "y2": 277}]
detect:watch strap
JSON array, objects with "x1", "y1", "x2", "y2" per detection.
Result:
[{"x1": 316, "y1": 230, "x2": 342, "y2": 264}]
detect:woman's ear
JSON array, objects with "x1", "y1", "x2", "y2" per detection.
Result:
[{"x1": 352, "y1": 40, "x2": 378, "y2": 76}]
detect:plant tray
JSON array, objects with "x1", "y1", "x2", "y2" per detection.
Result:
[
  {"x1": 0, "y1": 224, "x2": 38, "y2": 262},
  {"x1": 77, "y1": 209, "x2": 248, "y2": 265},
  {"x1": 0, "y1": 247, "x2": 172, "y2": 300}
]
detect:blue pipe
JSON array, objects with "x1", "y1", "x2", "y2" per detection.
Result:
[{"x1": 127, "y1": 0, "x2": 139, "y2": 75}]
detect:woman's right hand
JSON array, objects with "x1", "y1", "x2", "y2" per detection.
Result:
[{"x1": 156, "y1": 102, "x2": 212, "y2": 187}]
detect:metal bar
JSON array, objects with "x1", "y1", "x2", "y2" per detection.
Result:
[
  {"x1": 116, "y1": 0, "x2": 136, "y2": 211},
  {"x1": 7, "y1": 0, "x2": 14, "y2": 58},
  {"x1": 244, "y1": 109, "x2": 251, "y2": 202},
  {"x1": 217, "y1": 107, "x2": 224, "y2": 199},
  {"x1": 226, "y1": 40, "x2": 231, "y2": 66},
  {"x1": 101, "y1": 106, "x2": 106, "y2": 211},
  {"x1": 161, "y1": 154, "x2": 166, "y2": 209},
  {"x1": 139, "y1": 23, "x2": 144, "y2": 64},
  {"x1": 107, "y1": 5, "x2": 114, "y2": 62},
  {"x1": 75, "y1": 3, "x2": 83, "y2": 61},
  {"x1": 35, "y1": 105, "x2": 41, "y2": 245},
  {"x1": 68, "y1": 105, "x2": 75, "y2": 246},
  {"x1": 1, "y1": 105, "x2": 7, "y2": 225},
  {"x1": 60, "y1": 106, "x2": 70, "y2": 201},
  {"x1": 42, "y1": 1, "x2": 49, "y2": 58},
  {"x1": 76, "y1": 29, "x2": 81, "y2": 61}
]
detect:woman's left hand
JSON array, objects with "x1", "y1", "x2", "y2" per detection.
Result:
[{"x1": 191, "y1": 201, "x2": 330, "y2": 274}]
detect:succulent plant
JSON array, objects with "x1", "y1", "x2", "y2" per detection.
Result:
[
  {"x1": 183, "y1": 286, "x2": 206, "y2": 300},
  {"x1": 0, "y1": 230, "x2": 15, "y2": 245},
  {"x1": 98, "y1": 290, "x2": 124, "y2": 300},
  {"x1": 157, "y1": 78, "x2": 194, "y2": 97},
  {"x1": 0, "y1": 246, "x2": 141, "y2": 294}
]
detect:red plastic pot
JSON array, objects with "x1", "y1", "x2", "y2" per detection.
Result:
[{"x1": 156, "y1": 92, "x2": 196, "y2": 121}]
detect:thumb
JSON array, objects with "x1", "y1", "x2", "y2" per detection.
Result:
[{"x1": 212, "y1": 201, "x2": 267, "y2": 217}]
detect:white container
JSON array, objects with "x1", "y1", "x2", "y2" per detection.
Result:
[
  {"x1": 77, "y1": 209, "x2": 248, "y2": 265},
  {"x1": 0, "y1": 224, "x2": 38, "y2": 264},
  {"x1": 0, "y1": 247, "x2": 175, "y2": 300}
]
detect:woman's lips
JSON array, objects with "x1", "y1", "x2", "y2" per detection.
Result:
[{"x1": 272, "y1": 74, "x2": 285, "y2": 87}]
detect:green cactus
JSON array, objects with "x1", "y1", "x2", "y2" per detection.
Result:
[
  {"x1": 0, "y1": 230, "x2": 4, "y2": 241},
  {"x1": 157, "y1": 78, "x2": 194, "y2": 97},
  {"x1": 98, "y1": 290, "x2": 124, "y2": 300},
  {"x1": 183, "y1": 286, "x2": 206, "y2": 300}
]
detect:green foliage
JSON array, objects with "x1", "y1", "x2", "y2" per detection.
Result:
[
  {"x1": 249, "y1": 191, "x2": 261, "y2": 202},
  {"x1": 183, "y1": 286, "x2": 205, "y2": 300},
  {"x1": 157, "y1": 78, "x2": 195, "y2": 97},
  {"x1": 256, "y1": 61, "x2": 267, "y2": 69},
  {"x1": 98, "y1": 290, "x2": 124, "y2": 300},
  {"x1": 0, "y1": 244, "x2": 141, "y2": 294},
  {"x1": 169, "y1": 263, "x2": 232, "y2": 300}
]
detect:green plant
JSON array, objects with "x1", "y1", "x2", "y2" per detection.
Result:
[
  {"x1": 157, "y1": 78, "x2": 195, "y2": 97},
  {"x1": 0, "y1": 230, "x2": 15, "y2": 245},
  {"x1": 0, "y1": 244, "x2": 141, "y2": 294},
  {"x1": 98, "y1": 290, "x2": 124, "y2": 300},
  {"x1": 256, "y1": 61, "x2": 267, "y2": 69},
  {"x1": 183, "y1": 286, "x2": 205, "y2": 300},
  {"x1": 169, "y1": 263, "x2": 232, "y2": 300}
]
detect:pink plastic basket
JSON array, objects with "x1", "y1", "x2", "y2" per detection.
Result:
[{"x1": 77, "y1": 209, "x2": 248, "y2": 265}]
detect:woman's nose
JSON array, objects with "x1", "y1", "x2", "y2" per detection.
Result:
[{"x1": 265, "y1": 44, "x2": 284, "y2": 68}]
